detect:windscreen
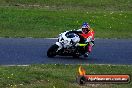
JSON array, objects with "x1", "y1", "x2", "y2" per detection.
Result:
[{"x1": 66, "y1": 33, "x2": 76, "y2": 38}]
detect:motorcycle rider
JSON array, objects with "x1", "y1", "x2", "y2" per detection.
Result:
[{"x1": 67, "y1": 22, "x2": 95, "y2": 57}]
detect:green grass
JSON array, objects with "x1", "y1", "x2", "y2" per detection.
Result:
[
  {"x1": 0, "y1": 0, "x2": 132, "y2": 38},
  {"x1": 0, "y1": 0, "x2": 131, "y2": 11},
  {"x1": 0, "y1": 64, "x2": 131, "y2": 88}
]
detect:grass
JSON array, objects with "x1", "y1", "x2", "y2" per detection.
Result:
[
  {"x1": 0, "y1": 0, "x2": 132, "y2": 38},
  {"x1": 0, "y1": 64, "x2": 131, "y2": 88},
  {"x1": 0, "y1": 0, "x2": 131, "y2": 11}
]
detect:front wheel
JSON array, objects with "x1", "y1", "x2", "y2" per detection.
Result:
[{"x1": 47, "y1": 44, "x2": 59, "y2": 58}]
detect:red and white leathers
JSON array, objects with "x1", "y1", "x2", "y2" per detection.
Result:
[{"x1": 77, "y1": 28, "x2": 95, "y2": 53}]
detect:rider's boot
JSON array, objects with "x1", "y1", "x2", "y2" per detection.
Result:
[{"x1": 84, "y1": 52, "x2": 89, "y2": 57}]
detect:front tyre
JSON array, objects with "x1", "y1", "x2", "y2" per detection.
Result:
[{"x1": 47, "y1": 44, "x2": 59, "y2": 58}]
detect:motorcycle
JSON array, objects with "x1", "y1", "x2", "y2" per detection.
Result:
[{"x1": 47, "y1": 31, "x2": 88, "y2": 58}]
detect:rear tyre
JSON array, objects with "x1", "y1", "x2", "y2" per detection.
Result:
[
  {"x1": 72, "y1": 53, "x2": 80, "y2": 58},
  {"x1": 47, "y1": 44, "x2": 59, "y2": 58}
]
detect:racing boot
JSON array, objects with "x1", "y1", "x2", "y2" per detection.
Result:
[{"x1": 84, "y1": 52, "x2": 89, "y2": 57}]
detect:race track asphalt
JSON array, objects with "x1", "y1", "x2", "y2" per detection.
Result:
[{"x1": 0, "y1": 38, "x2": 132, "y2": 65}]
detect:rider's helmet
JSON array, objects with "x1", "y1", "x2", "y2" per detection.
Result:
[{"x1": 81, "y1": 22, "x2": 90, "y2": 34}]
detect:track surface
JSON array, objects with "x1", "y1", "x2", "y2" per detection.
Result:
[{"x1": 0, "y1": 38, "x2": 132, "y2": 65}]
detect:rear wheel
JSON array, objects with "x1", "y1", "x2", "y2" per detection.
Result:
[
  {"x1": 47, "y1": 44, "x2": 59, "y2": 58},
  {"x1": 73, "y1": 54, "x2": 80, "y2": 58},
  {"x1": 72, "y1": 49, "x2": 80, "y2": 58}
]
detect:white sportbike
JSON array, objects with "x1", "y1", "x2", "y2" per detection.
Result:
[{"x1": 47, "y1": 31, "x2": 88, "y2": 58}]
